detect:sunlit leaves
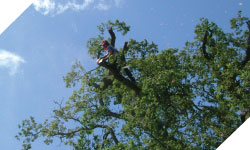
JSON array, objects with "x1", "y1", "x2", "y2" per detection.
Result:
[{"x1": 98, "y1": 20, "x2": 130, "y2": 36}]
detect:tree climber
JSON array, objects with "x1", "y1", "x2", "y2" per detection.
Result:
[
  {"x1": 96, "y1": 40, "x2": 136, "y2": 83},
  {"x1": 96, "y1": 40, "x2": 119, "y2": 64}
]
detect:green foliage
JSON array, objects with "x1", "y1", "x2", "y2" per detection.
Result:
[
  {"x1": 98, "y1": 20, "x2": 130, "y2": 36},
  {"x1": 16, "y1": 13, "x2": 250, "y2": 150}
]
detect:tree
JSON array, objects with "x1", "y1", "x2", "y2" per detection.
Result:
[{"x1": 16, "y1": 12, "x2": 250, "y2": 150}]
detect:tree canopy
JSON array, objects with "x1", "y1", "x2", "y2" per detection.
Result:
[{"x1": 16, "y1": 12, "x2": 250, "y2": 150}]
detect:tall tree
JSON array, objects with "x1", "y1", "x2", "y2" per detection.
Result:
[{"x1": 16, "y1": 12, "x2": 250, "y2": 150}]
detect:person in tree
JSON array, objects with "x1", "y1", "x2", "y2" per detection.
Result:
[
  {"x1": 96, "y1": 40, "x2": 119, "y2": 64},
  {"x1": 96, "y1": 40, "x2": 136, "y2": 82}
]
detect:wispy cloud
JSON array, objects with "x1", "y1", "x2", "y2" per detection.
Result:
[
  {"x1": 114, "y1": 0, "x2": 124, "y2": 8},
  {"x1": 0, "y1": 50, "x2": 25, "y2": 75},
  {"x1": 32, "y1": 0, "x2": 124, "y2": 15},
  {"x1": 33, "y1": 0, "x2": 56, "y2": 15},
  {"x1": 33, "y1": 0, "x2": 94, "y2": 15},
  {"x1": 94, "y1": 0, "x2": 124, "y2": 10},
  {"x1": 94, "y1": 0, "x2": 111, "y2": 10}
]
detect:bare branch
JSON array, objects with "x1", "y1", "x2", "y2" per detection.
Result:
[
  {"x1": 122, "y1": 41, "x2": 128, "y2": 57},
  {"x1": 101, "y1": 131, "x2": 110, "y2": 149},
  {"x1": 120, "y1": 41, "x2": 136, "y2": 82},
  {"x1": 109, "y1": 128, "x2": 119, "y2": 144},
  {"x1": 120, "y1": 41, "x2": 128, "y2": 64},
  {"x1": 95, "y1": 125, "x2": 119, "y2": 144},
  {"x1": 108, "y1": 27, "x2": 116, "y2": 47},
  {"x1": 201, "y1": 30, "x2": 211, "y2": 60},
  {"x1": 124, "y1": 68, "x2": 136, "y2": 82}
]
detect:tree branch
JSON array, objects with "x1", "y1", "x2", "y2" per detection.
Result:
[
  {"x1": 99, "y1": 98, "x2": 124, "y2": 119},
  {"x1": 120, "y1": 41, "x2": 128, "y2": 64},
  {"x1": 53, "y1": 127, "x2": 84, "y2": 137},
  {"x1": 108, "y1": 27, "x2": 116, "y2": 47},
  {"x1": 106, "y1": 110, "x2": 123, "y2": 119},
  {"x1": 100, "y1": 62, "x2": 141, "y2": 95},
  {"x1": 109, "y1": 128, "x2": 119, "y2": 144},
  {"x1": 67, "y1": 116, "x2": 82, "y2": 123},
  {"x1": 53, "y1": 124, "x2": 119, "y2": 145},
  {"x1": 120, "y1": 41, "x2": 136, "y2": 82},
  {"x1": 99, "y1": 98, "x2": 105, "y2": 106},
  {"x1": 201, "y1": 30, "x2": 211, "y2": 60},
  {"x1": 101, "y1": 131, "x2": 110, "y2": 149},
  {"x1": 122, "y1": 41, "x2": 128, "y2": 58},
  {"x1": 95, "y1": 125, "x2": 119, "y2": 144}
]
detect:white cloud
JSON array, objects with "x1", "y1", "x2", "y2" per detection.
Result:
[
  {"x1": 33, "y1": 0, "x2": 56, "y2": 15},
  {"x1": 32, "y1": 0, "x2": 124, "y2": 15},
  {"x1": 94, "y1": 0, "x2": 111, "y2": 10},
  {"x1": 0, "y1": 50, "x2": 25, "y2": 75},
  {"x1": 33, "y1": 0, "x2": 94, "y2": 15}
]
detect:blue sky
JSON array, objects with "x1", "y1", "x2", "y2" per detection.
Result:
[{"x1": 0, "y1": 0, "x2": 249, "y2": 149}]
